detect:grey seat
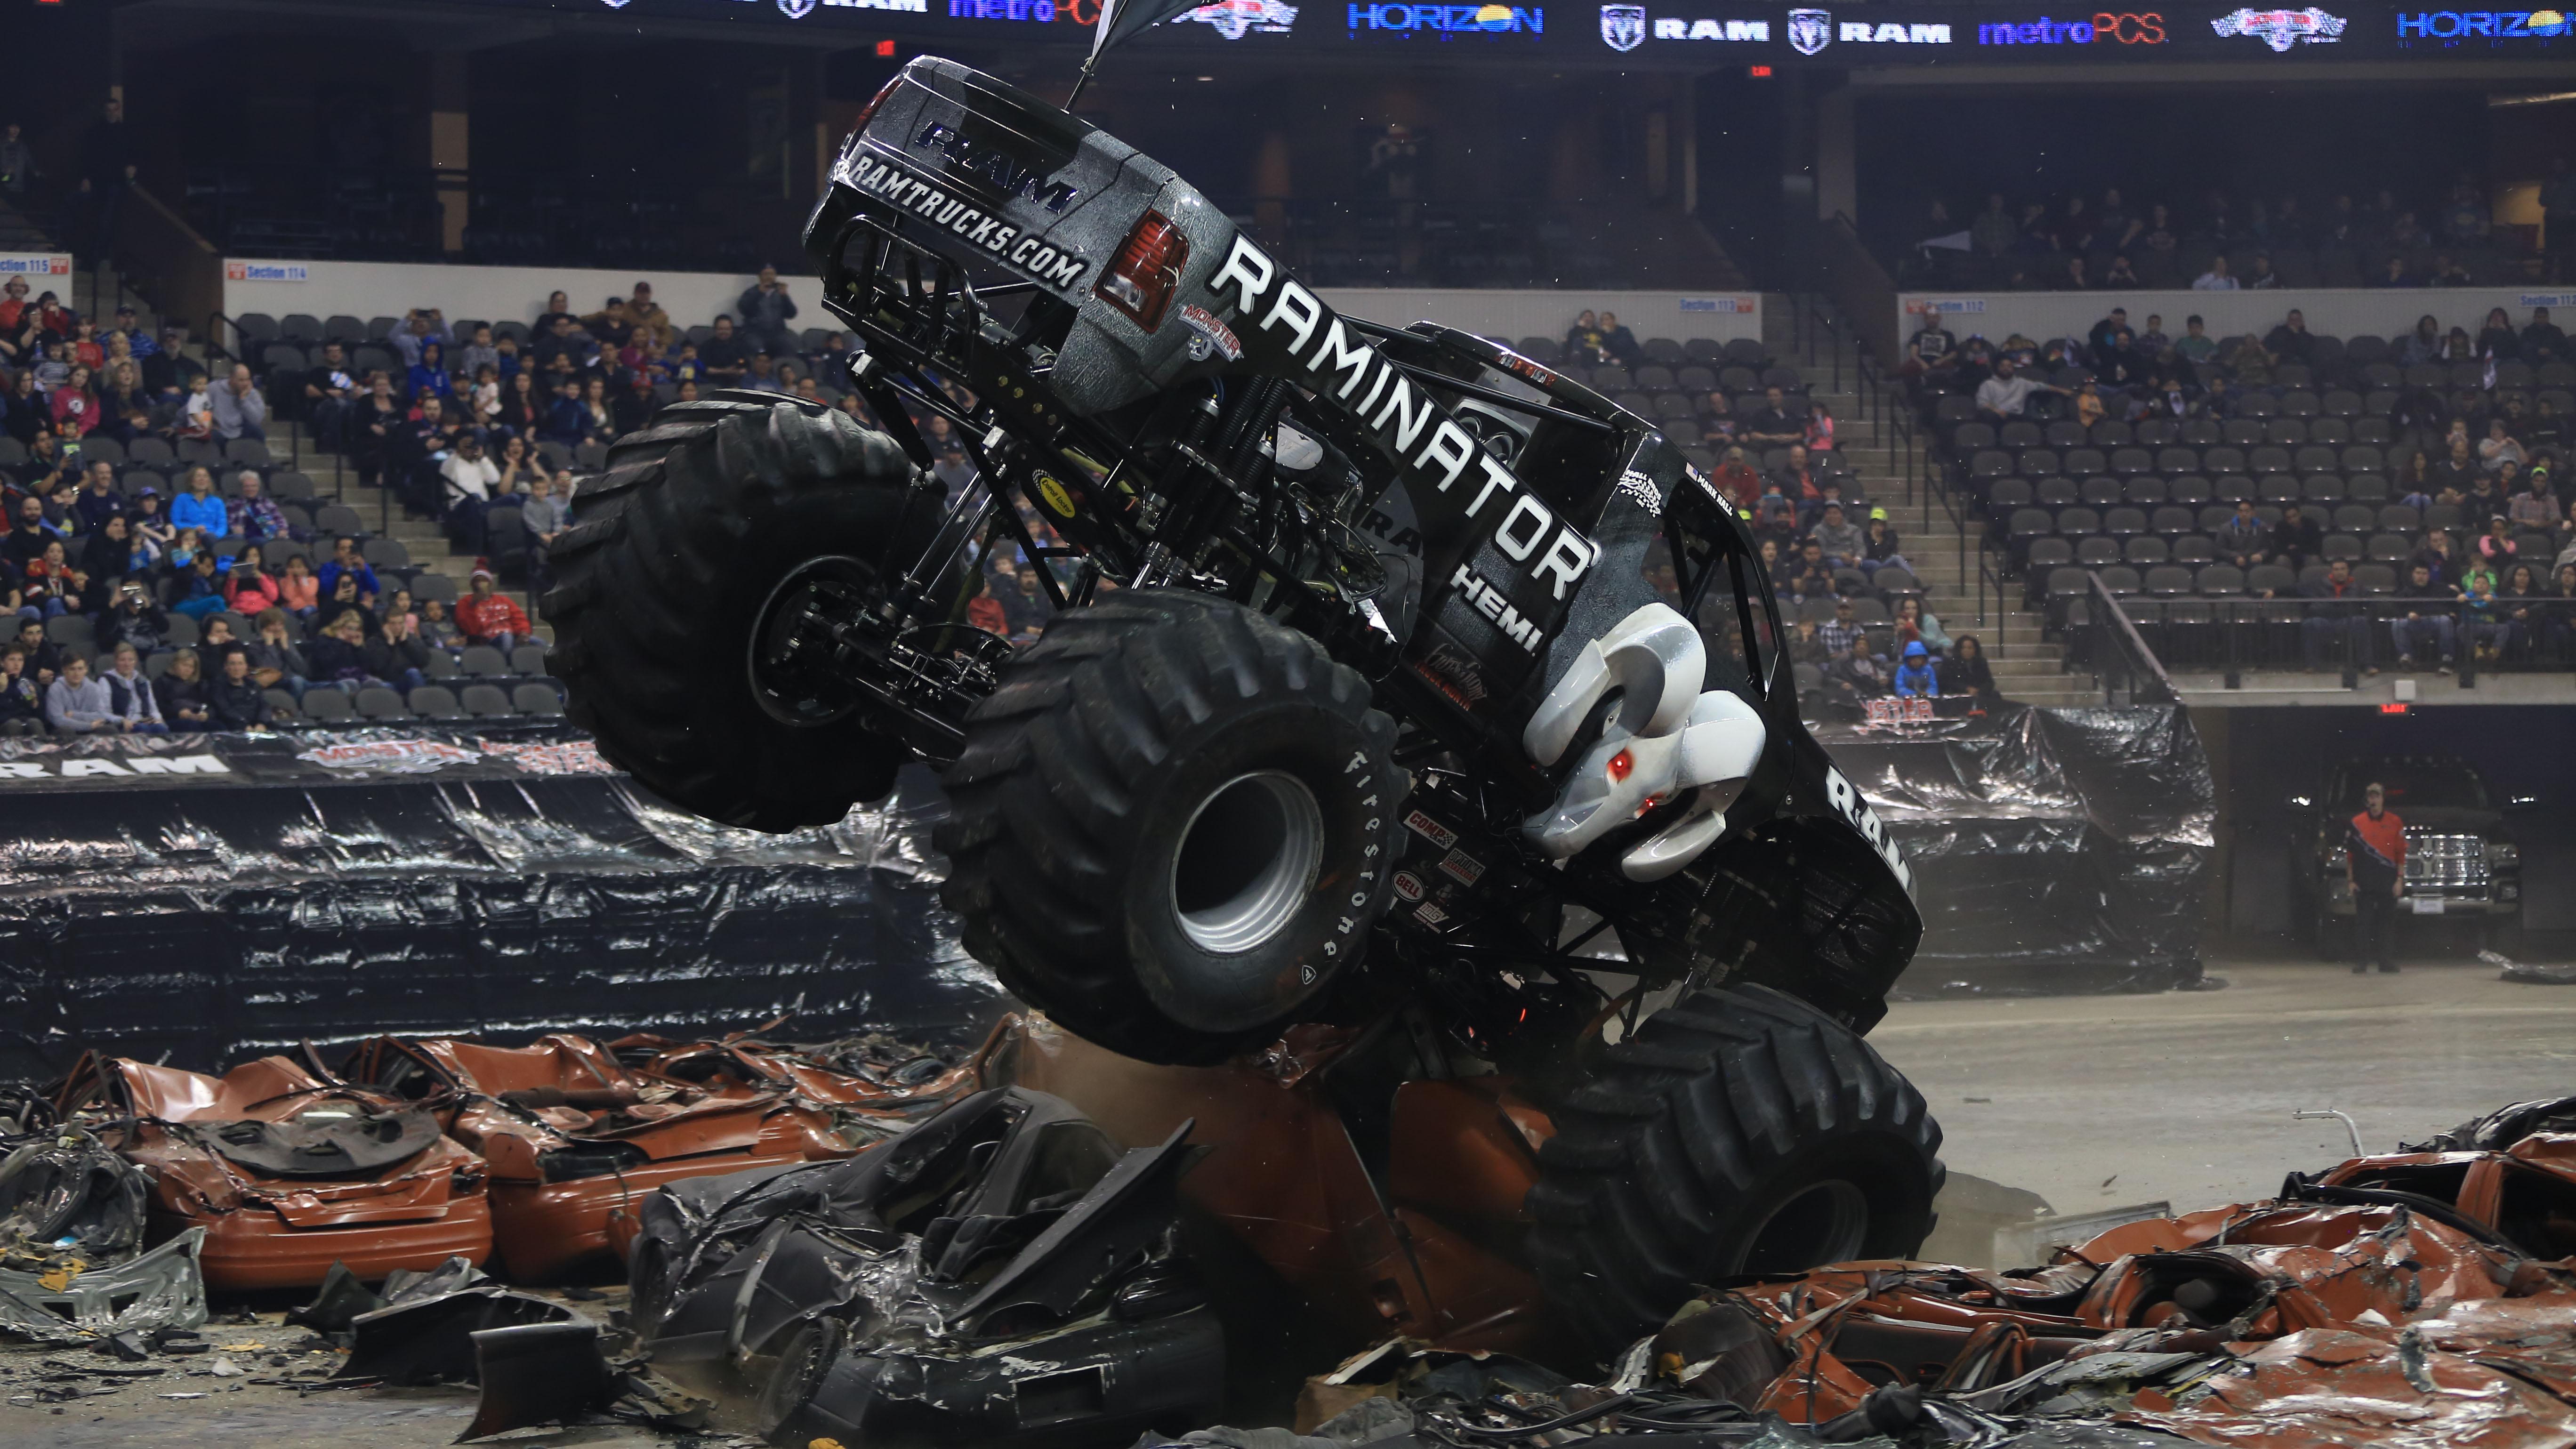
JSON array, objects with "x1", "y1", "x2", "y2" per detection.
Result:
[
  {"x1": 301, "y1": 689, "x2": 356, "y2": 722},
  {"x1": 512, "y1": 683, "x2": 564, "y2": 716},
  {"x1": 510, "y1": 645, "x2": 549, "y2": 676},
  {"x1": 407, "y1": 685, "x2": 471, "y2": 722},
  {"x1": 459, "y1": 645, "x2": 510, "y2": 677},
  {"x1": 460, "y1": 683, "x2": 516, "y2": 718},
  {"x1": 354, "y1": 686, "x2": 412, "y2": 720}
]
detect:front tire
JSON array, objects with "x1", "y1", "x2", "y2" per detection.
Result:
[
  {"x1": 1528, "y1": 982, "x2": 1944, "y2": 1358},
  {"x1": 934, "y1": 592, "x2": 1402, "y2": 1065},
  {"x1": 543, "y1": 394, "x2": 934, "y2": 831}
]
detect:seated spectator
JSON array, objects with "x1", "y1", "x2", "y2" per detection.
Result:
[
  {"x1": 2192, "y1": 256, "x2": 2239, "y2": 290},
  {"x1": 1803, "y1": 402, "x2": 1836, "y2": 454},
  {"x1": 1936, "y1": 634, "x2": 1999, "y2": 708},
  {"x1": 2523, "y1": 307, "x2": 2566, "y2": 367},
  {"x1": 390, "y1": 308, "x2": 452, "y2": 370},
  {"x1": 365, "y1": 606, "x2": 433, "y2": 694},
  {"x1": 206, "y1": 648, "x2": 267, "y2": 730},
  {"x1": 2476, "y1": 513, "x2": 2520, "y2": 569},
  {"x1": 101, "y1": 642, "x2": 166, "y2": 734},
  {"x1": 442, "y1": 431, "x2": 500, "y2": 549},
  {"x1": 540, "y1": 378, "x2": 588, "y2": 448},
  {"x1": 1811, "y1": 502, "x2": 1864, "y2": 570},
  {"x1": 1784, "y1": 540, "x2": 1835, "y2": 604},
  {"x1": 699, "y1": 315, "x2": 749, "y2": 386},
  {"x1": 317, "y1": 535, "x2": 380, "y2": 611},
  {"x1": 172, "y1": 465, "x2": 228, "y2": 538},
  {"x1": 1974, "y1": 358, "x2": 2066, "y2": 421},
  {"x1": 1823, "y1": 634, "x2": 1889, "y2": 712},
  {"x1": 150, "y1": 647, "x2": 211, "y2": 729},
  {"x1": 302, "y1": 610, "x2": 373, "y2": 694},
  {"x1": 407, "y1": 340, "x2": 454, "y2": 404},
  {"x1": 1744, "y1": 386, "x2": 1803, "y2": 447},
  {"x1": 1893, "y1": 596, "x2": 1951, "y2": 655},
  {"x1": 2216, "y1": 499, "x2": 2268, "y2": 569},
  {"x1": 420, "y1": 596, "x2": 467, "y2": 651},
  {"x1": 738, "y1": 266, "x2": 801, "y2": 359},
  {"x1": 2269, "y1": 503, "x2": 2324, "y2": 573},
  {"x1": 2480, "y1": 418, "x2": 2527, "y2": 475},
  {"x1": 457, "y1": 323, "x2": 500, "y2": 383},
  {"x1": 499, "y1": 370, "x2": 546, "y2": 435},
  {"x1": 522, "y1": 471, "x2": 572, "y2": 588},
  {"x1": 244, "y1": 607, "x2": 309, "y2": 700},
  {"x1": 233, "y1": 471, "x2": 301, "y2": 543},
  {"x1": 2462, "y1": 571, "x2": 2507, "y2": 662},
  {"x1": 577, "y1": 376, "x2": 615, "y2": 443},
  {"x1": 277, "y1": 552, "x2": 320, "y2": 619},
  {"x1": 2300, "y1": 557, "x2": 2375, "y2": 675},
  {"x1": 457, "y1": 568, "x2": 531, "y2": 653},
  {"x1": 45, "y1": 652, "x2": 121, "y2": 733},
  {"x1": 72, "y1": 459, "x2": 121, "y2": 532},
  {"x1": 0, "y1": 645, "x2": 40, "y2": 735},
  {"x1": 1892, "y1": 641, "x2": 1940, "y2": 699},
  {"x1": 468, "y1": 363, "x2": 501, "y2": 429},
  {"x1": 1859, "y1": 510, "x2": 1907, "y2": 579},
  {"x1": 210, "y1": 362, "x2": 266, "y2": 442},
  {"x1": 48, "y1": 364, "x2": 98, "y2": 437},
  {"x1": 165, "y1": 549, "x2": 225, "y2": 620},
  {"x1": 223, "y1": 547, "x2": 280, "y2": 614},
  {"x1": 492, "y1": 432, "x2": 542, "y2": 497},
  {"x1": 21, "y1": 539, "x2": 86, "y2": 619},
  {"x1": 81, "y1": 514, "x2": 141, "y2": 592},
  {"x1": 2496, "y1": 563, "x2": 2545, "y2": 662},
  {"x1": 316, "y1": 571, "x2": 375, "y2": 636},
  {"x1": 2388, "y1": 563, "x2": 2458, "y2": 673}
]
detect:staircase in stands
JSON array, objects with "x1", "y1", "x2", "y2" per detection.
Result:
[
  {"x1": 1761, "y1": 299, "x2": 2095, "y2": 708},
  {"x1": 67, "y1": 261, "x2": 550, "y2": 647}
]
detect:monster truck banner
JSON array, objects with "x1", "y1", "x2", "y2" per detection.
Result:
[
  {"x1": 447, "y1": 0, "x2": 2571, "y2": 68},
  {"x1": 1816, "y1": 703, "x2": 2215, "y2": 995},
  {"x1": 0, "y1": 758, "x2": 1007, "y2": 1079},
  {"x1": 0, "y1": 725, "x2": 620, "y2": 791}
]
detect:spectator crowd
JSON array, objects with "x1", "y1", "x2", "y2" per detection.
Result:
[
  {"x1": 1913, "y1": 297, "x2": 2576, "y2": 677},
  {"x1": 1900, "y1": 167, "x2": 2576, "y2": 292}
]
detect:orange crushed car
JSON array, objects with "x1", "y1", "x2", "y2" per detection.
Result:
[
  {"x1": 1631, "y1": 1105, "x2": 2576, "y2": 1449},
  {"x1": 341, "y1": 1026, "x2": 992, "y2": 1279},
  {"x1": 55, "y1": 1053, "x2": 493, "y2": 1292}
]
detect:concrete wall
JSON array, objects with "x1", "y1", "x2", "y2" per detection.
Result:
[
  {"x1": 1897, "y1": 287, "x2": 2576, "y2": 348},
  {"x1": 219, "y1": 258, "x2": 1764, "y2": 348}
]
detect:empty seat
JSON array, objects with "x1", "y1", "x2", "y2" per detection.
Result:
[
  {"x1": 407, "y1": 685, "x2": 472, "y2": 722},
  {"x1": 2173, "y1": 535, "x2": 2218, "y2": 565},
  {"x1": 2144, "y1": 564, "x2": 2193, "y2": 596},
  {"x1": 2331, "y1": 504, "x2": 2375, "y2": 533},
  {"x1": 2197, "y1": 564, "x2": 2246, "y2": 595},
  {"x1": 2125, "y1": 477, "x2": 2168, "y2": 505},
  {"x1": 2367, "y1": 532, "x2": 2414, "y2": 563},
  {"x1": 2103, "y1": 507, "x2": 2149, "y2": 537},
  {"x1": 301, "y1": 689, "x2": 356, "y2": 722},
  {"x1": 2322, "y1": 533, "x2": 2364, "y2": 561},
  {"x1": 2077, "y1": 536, "x2": 2121, "y2": 566},
  {"x1": 2126, "y1": 537, "x2": 2171, "y2": 566},
  {"x1": 2057, "y1": 507, "x2": 2101, "y2": 537},
  {"x1": 362, "y1": 537, "x2": 412, "y2": 570},
  {"x1": 354, "y1": 686, "x2": 413, "y2": 720},
  {"x1": 2081, "y1": 477, "x2": 2125, "y2": 507},
  {"x1": 461, "y1": 684, "x2": 517, "y2": 718},
  {"x1": 513, "y1": 683, "x2": 565, "y2": 716},
  {"x1": 314, "y1": 504, "x2": 364, "y2": 537},
  {"x1": 2151, "y1": 506, "x2": 2197, "y2": 536},
  {"x1": 459, "y1": 645, "x2": 511, "y2": 676}
]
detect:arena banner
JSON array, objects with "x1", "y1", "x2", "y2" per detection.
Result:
[
  {"x1": 427, "y1": 0, "x2": 2576, "y2": 68},
  {"x1": 1816, "y1": 703, "x2": 2216, "y2": 994},
  {"x1": 0, "y1": 743, "x2": 1008, "y2": 1078}
]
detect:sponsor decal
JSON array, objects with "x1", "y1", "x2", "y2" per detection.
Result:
[
  {"x1": 0, "y1": 254, "x2": 70, "y2": 277},
  {"x1": 1414, "y1": 901, "x2": 1451, "y2": 926},
  {"x1": 1447, "y1": 564, "x2": 1548, "y2": 653},
  {"x1": 1679, "y1": 296, "x2": 1757, "y2": 313},
  {"x1": 1404, "y1": 808, "x2": 1460, "y2": 849},
  {"x1": 911, "y1": 121, "x2": 1079, "y2": 214},
  {"x1": 1185, "y1": 0, "x2": 1299, "y2": 35},
  {"x1": 1346, "y1": 3, "x2": 1546, "y2": 33},
  {"x1": 1613, "y1": 469, "x2": 1664, "y2": 515},
  {"x1": 950, "y1": 0, "x2": 1060, "y2": 18},
  {"x1": 1824, "y1": 765, "x2": 1913, "y2": 894},
  {"x1": 1837, "y1": 18, "x2": 1952, "y2": 40},
  {"x1": 2398, "y1": 9, "x2": 2573, "y2": 39},
  {"x1": 2209, "y1": 6, "x2": 2345, "y2": 48},
  {"x1": 297, "y1": 739, "x2": 482, "y2": 776},
  {"x1": 827, "y1": 0, "x2": 928, "y2": 9},
  {"x1": 1645, "y1": 16, "x2": 1769, "y2": 39},
  {"x1": 225, "y1": 261, "x2": 309, "y2": 282},
  {"x1": 1414, "y1": 643, "x2": 1490, "y2": 706},
  {"x1": 1978, "y1": 11, "x2": 2165, "y2": 43},
  {"x1": 1602, "y1": 3, "x2": 1647, "y2": 48},
  {"x1": 1033, "y1": 469, "x2": 1079, "y2": 517},
  {"x1": 0, "y1": 754, "x2": 229, "y2": 781},
  {"x1": 846, "y1": 157, "x2": 1089, "y2": 290},
  {"x1": 1176, "y1": 303, "x2": 1242, "y2": 361},
  {"x1": 1786, "y1": 6, "x2": 1831, "y2": 51},
  {"x1": 1392, "y1": 870, "x2": 1427, "y2": 902},
  {"x1": 474, "y1": 738, "x2": 616, "y2": 774},
  {"x1": 1906, "y1": 297, "x2": 1988, "y2": 314},
  {"x1": 1437, "y1": 847, "x2": 1487, "y2": 886}
]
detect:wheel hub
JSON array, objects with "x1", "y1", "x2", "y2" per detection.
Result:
[
  {"x1": 749, "y1": 556, "x2": 877, "y2": 727},
  {"x1": 1170, "y1": 771, "x2": 1325, "y2": 954}
]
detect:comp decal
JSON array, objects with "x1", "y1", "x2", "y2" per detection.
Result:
[{"x1": 846, "y1": 157, "x2": 1089, "y2": 290}]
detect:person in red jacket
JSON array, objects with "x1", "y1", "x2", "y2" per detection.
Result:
[
  {"x1": 2345, "y1": 781, "x2": 2406, "y2": 974},
  {"x1": 457, "y1": 567, "x2": 531, "y2": 653}
]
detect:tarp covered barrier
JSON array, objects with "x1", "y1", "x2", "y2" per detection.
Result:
[
  {"x1": 0, "y1": 727, "x2": 1006, "y2": 1078},
  {"x1": 1814, "y1": 703, "x2": 2214, "y2": 995}
]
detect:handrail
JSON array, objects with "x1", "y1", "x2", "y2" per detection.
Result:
[{"x1": 2083, "y1": 572, "x2": 2179, "y2": 705}]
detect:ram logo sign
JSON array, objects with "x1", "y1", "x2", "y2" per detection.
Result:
[
  {"x1": 1786, "y1": 6, "x2": 1832, "y2": 50},
  {"x1": 1600, "y1": 3, "x2": 1646, "y2": 48}
]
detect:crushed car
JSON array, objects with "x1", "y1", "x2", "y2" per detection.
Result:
[
  {"x1": 0, "y1": 1087, "x2": 207, "y2": 1344},
  {"x1": 623, "y1": 1085, "x2": 1220, "y2": 1448},
  {"x1": 52, "y1": 1052, "x2": 495, "y2": 1291},
  {"x1": 339, "y1": 1025, "x2": 990, "y2": 1279}
]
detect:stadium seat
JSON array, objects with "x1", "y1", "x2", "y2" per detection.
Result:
[
  {"x1": 459, "y1": 645, "x2": 510, "y2": 677},
  {"x1": 355, "y1": 687, "x2": 413, "y2": 720},
  {"x1": 461, "y1": 684, "x2": 517, "y2": 718},
  {"x1": 301, "y1": 689, "x2": 356, "y2": 723},
  {"x1": 408, "y1": 685, "x2": 472, "y2": 722},
  {"x1": 510, "y1": 645, "x2": 548, "y2": 676}
]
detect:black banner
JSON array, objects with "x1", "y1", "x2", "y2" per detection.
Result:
[{"x1": 1818, "y1": 704, "x2": 2215, "y2": 995}]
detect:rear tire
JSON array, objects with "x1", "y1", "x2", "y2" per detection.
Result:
[
  {"x1": 1528, "y1": 982, "x2": 1944, "y2": 1359},
  {"x1": 934, "y1": 591, "x2": 1402, "y2": 1065},
  {"x1": 543, "y1": 394, "x2": 934, "y2": 831}
]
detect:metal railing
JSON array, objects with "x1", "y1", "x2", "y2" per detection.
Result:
[
  {"x1": 2056, "y1": 592, "x2": 2576, "y2": 690},
  {"x1": 2076, "y1": 572, "x2": 2179, "y2": 704}
]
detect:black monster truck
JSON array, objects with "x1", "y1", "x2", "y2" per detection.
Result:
[{"x1": 546, "y1": 57, "x2": 1940, "y2": 1352}]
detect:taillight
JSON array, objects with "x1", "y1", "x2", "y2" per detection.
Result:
[
  {"x1": 853, "y1": 74, "x2": 902, "y2": 133},
  {"x1": 1094, "y1": 210, "x2": 1189, "y2": 330}
]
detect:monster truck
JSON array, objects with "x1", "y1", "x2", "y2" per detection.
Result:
[{"x1": 545, "y1": 56, "x2": 1940, "y2": 1352}]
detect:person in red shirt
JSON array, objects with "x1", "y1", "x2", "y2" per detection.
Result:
[
  {"x1": 0, "y1": 278, "x2": 28, "y2": 332},
  {"x1": 2345, "y1": 781, "x2": 2405, "y2": 974},
  {"x1": 457, "y1": 568, "x2": 532, "y2": 653}
]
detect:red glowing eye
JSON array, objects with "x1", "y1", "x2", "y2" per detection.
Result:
[
  {"x1": 1636, "y1": 794, "x2": 1665, "y2": 817},
  {"x1": 1607, "y1": 749, "x2": 1634, "y2": 783}
]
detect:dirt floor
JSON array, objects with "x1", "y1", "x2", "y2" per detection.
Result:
[
  {"x1": 1876, "y1": 951, "x2": 2576, "y2": 1221},
  {"x1": 8, "y1": 949, "x2": 2569, "y2": 1447}
]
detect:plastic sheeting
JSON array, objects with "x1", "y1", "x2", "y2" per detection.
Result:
[
  {"x1": 1815, "y1": 704, "x2": 2215, "y2": 995},
  {"x1": 0, "y1": 728, "x2": 1006, "y2": 1079}
]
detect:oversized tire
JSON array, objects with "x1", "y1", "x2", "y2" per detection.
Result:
[
  {"x1": 1529, "y1": 982, "x2": 1945, "y2": 1357},
  {"x1": 935, "y1": 591, "x2": 1403, "y2": 1065},
  {"x1": 543, "y1": 393, "x2": 934, "y2": 831}
]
